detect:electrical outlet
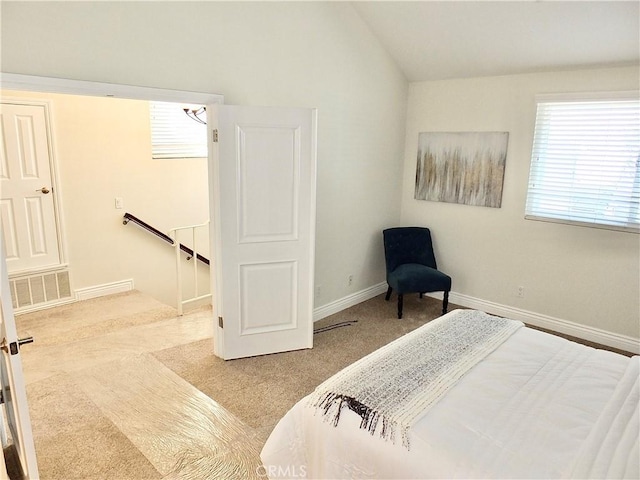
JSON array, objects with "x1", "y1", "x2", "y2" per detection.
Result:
[
  {"x1": 348, "y1": 275, "x2": 353, "y2": 286},
  {"x1": 517, "y1": 286, "x2": 525, "y2": 298},
  {"x1": 316, "y1": 285, "x2": 322, "y2": 298}
]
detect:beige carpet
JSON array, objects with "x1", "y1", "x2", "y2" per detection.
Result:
[
  {"x1": 18, "y1": 290, "x2": 178, "y2": 347},
  {"x1": 153, "y1": 293, "x2": 451, "y2": 433},
  {"x1": 14, "y1": 289, "x2": 451, "y2": 479},
  {"x1": 15, "y1": 290, "x2": 626, "y2": 479}
]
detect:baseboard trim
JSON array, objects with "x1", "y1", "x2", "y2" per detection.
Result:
[
  {"x1": 314, "y1": 285, "x2": 639, "y2": 354},
  {"x1": 75, "y1": 279, "x2": 135, "y2": 302},
  {"x1": 314, "y1": 282, "x2": 387, "y2": 322},
  {"x1": 443, "y1": 291, "x2": 640, "y2": 354},
  {"x1": 14, "y1": 297, "x2": 76, "y2": 316}
]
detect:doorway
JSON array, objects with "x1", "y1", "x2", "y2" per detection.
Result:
[
  {"x1": 1, "y1": 74, "x2": 223, "y2": 312},
  {"x1": 1, "y1": 73, "x2": 319, "y2": 360}
]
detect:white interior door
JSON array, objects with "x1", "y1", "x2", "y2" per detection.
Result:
[
  {"x1": 0, "y1": 102, "x2": 61, "y2": 275},
  {"x1": 0, "y1": 235, "x2": 39, "y2": 478},
  {"x1": 209, "y1": 105, "x2": 317, "y2": 360}
]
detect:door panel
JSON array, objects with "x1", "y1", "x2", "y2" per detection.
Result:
[
  {"x1": 0, "y1": 200, "x2": 19, "y2": 260},
  {"x1": 25, "y1": 197, "x2": 48, "y2": 256},
  {"x1": 209, "y1": 105, "x2": 317, "y2": 360},
  {"x1": 0, "y1": 103, "x2": 60, "y2": 274},
  {"x1": 237, "y1": 125, "x2": 299, "y2": 242},
  {"x1": 239, "y1": 260, "x2": 298, "y2": 335},
  {"x1": 15, "y1": 114, "x2": 41, "y2": 178}
]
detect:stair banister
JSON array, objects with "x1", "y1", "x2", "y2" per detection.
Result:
[{"x1": 168, "y1": 220, "x2": 211, "y2": 315}]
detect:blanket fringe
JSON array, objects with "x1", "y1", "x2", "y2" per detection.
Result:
[{"x1": 315, "y1": 392, "x2": 410, "y2": 448}]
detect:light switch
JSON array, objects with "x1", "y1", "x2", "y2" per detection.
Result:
[{"x1": 115, "y1": 197, "x2": 123, "y2": 209}]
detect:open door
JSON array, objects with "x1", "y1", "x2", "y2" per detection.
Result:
[
  {"x1": 0, "y1": 235, "x2": 39, "y2": 478},
  {"x1": 209, "y1": 105, "x2": 317, "y2": 360}
]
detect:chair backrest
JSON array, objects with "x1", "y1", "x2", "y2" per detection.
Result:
[{"x1": 383, "y1": 227, "x2": 438, "y2": 273}]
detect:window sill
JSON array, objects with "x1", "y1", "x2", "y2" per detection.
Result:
[{"x1": 524, "y1": 215, "x2": 640, "y2": 234}]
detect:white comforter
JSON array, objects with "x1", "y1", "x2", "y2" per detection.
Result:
[{"x1": 261, "y1": 316, "x2": 639, "y2": 479}]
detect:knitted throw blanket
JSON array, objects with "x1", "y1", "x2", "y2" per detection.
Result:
[{"x1": 310, "y1": 310, "x2": 523, "y2": 449}]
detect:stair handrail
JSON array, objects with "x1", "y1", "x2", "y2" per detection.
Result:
[
  {"x1": 122, "y1": 212, "x2": 210, "y2": 265},
  {"x1": 122, "y1": 212, "x2": 173, "y2": 243}
]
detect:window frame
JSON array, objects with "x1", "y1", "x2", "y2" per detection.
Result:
[
  {"x1": 525, "y1": 90, "x2": 640, "y2": 234},
  {"x1": 149, "y1": 101, "x2": 208, "y2": 160}
]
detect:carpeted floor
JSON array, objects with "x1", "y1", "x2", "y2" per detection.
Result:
[
  {"x1": 153, "y1": 293, "x2": 451, "y2": 435},
  {"x1": 11, "y1": 290, "x2": 630, "y2": 479},
  {"x1": 13, "y1": 290, "x2": 453, "y2": 479}
]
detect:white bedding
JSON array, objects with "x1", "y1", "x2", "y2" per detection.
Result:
[{"x1": 261, "y1": 310, "x2": 639, "y2": 479}]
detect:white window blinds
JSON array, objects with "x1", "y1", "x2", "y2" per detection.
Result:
[
  {"x1": 150, "y1": 101, "x2": 207, "y2": 159},
  {"x1": 525, "y1": 92, "x2": 640, "y2": 233}
]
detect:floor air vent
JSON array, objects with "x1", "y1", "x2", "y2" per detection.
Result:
[{"x1": 9, "y1": 270, "x2": 73, "y2": 312}]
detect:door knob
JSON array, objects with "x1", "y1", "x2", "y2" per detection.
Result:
[{"x1": 37, "y1": 187, "x2": 50, "y2": 194}]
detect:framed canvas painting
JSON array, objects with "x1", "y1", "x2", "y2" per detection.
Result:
[{"x1": 415, "y1": 132, "x2": 509, "y2": 208}]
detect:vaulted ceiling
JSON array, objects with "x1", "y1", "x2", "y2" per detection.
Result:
[{"x1": 352, "y1": 1, "x2": 640, "y2": 82}]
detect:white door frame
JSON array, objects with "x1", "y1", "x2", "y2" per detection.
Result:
[
  {"x1": 1, "y1": 74, "x2": 224, "y2": 268},
  {"x1": 1, "y1": 73, "x2": 224, "y2": 105},
  {"x1": 0, "y1": 73, "x2": 224, "y2": 305}
]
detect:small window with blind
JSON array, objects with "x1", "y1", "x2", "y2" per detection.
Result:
[
  {"x1": 525, "y1": 92, "x2": 640, "y2": 233},
  {"x1": 149, "y1": 101, "x2": 207, "y2": 159}
]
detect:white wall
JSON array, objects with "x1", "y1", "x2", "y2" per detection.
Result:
[
  {"x1": 1, "y1": 2, "x2": 408, "y2": 308},
  {"x1": 401, "y1": 66, "x2": 640, "y2": 340},
  {"x1": 7, "y1": 3, "x2": 633, "y2": 345}
]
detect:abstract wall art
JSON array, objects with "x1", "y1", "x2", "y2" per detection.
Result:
[{"x1": 414, "y1": 132, "x2": 509, "y2": 208}]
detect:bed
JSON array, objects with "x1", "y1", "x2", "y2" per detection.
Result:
[{"x1": 260, "y1": 309, "x2": 639, "y2": 479}]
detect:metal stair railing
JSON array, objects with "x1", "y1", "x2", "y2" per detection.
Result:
[
  {"x1": 168, "y1": 221, "x2": 211, "y2": 315},
  {"x1": 122, "y1": 213, "x2": 210, "y2": 265},
  {"x1": 122, "y1": 212, "x2": 211, "y2": 315}
]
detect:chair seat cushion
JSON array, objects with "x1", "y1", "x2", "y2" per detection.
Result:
[{"x1": 387, "y1": 263, "x2": 451, "y2": 294}]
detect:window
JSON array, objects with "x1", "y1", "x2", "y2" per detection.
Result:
[
  {"x1": 150, "y1": 101, "x2": 207, "y2": 159},
  {"x1": 525, "y1": 92, "x2": 640, "y2": 233}
]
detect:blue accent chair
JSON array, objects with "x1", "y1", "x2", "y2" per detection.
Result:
[{"x1": 383, "y1": 227, "x2": 451, "y2": 319}]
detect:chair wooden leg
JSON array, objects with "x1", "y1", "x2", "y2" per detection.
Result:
[
  {"x1": 442, "y1": 290, "x2": 449, "y2": 315},
  {"x1": 398, "y1": 294, "x2": 403, "y2": 319},
  {"x1": 385, "y1": 286, "x2": 392, "y2": 301}
]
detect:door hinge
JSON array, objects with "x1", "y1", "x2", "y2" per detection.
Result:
[
  {"x1": 212, "y1": 129, "x2": 219, "y2": 143},
  {"x1": 218, "y1": 316, "x2": 224, "y2": 328}
]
